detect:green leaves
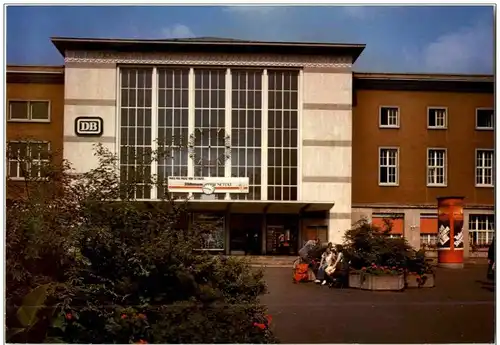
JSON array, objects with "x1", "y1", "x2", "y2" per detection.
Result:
[{"x1": 16, "y1": 283, "x2": 50, "y2": 328}]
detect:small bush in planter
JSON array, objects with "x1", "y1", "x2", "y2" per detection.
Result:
[
  {"x1": 406, "y1": 249, "x2": 435, "y2": 287},
  {"x1": 343, "y1": 218, "x2": 413, "y2": 273}
]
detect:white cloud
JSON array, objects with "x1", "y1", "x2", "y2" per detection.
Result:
[
  {"x1": 421, "y1": 21, "x2": 493, "y2": 74},
  {"x1": 159, "y1": 24, "x2": 195, "y2": 39}
]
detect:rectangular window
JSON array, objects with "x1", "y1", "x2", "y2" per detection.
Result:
[
  {"x1": 469, "y1": 214, "x2": 494, "y2": 248},
  {"x1": 231, "y1": 69, "x2": 263, "y2": 201},
  {"x1": 7, "y1": 141, "x2": 50, "y2": 179},
  {"x1": 9, "y1": 100, "x2": 50, "y2": 122},
  {"x1": 476, "y1": 149, "x2": 494, "y2": 187},
  {"x1": 476, "y1": 108, "x2": 494, "y2": 130},
  {"x1": 420, "y1": 234, "x2": 438, "y2": 248},
  {"x1": 379, "y1": 148, "x2": 399, "y2": 185},
  {"x1": 379, "y1": 106, "x2": 399, "y2": 128},
  {"x1": 157, "y1": 68, "x2": 189, "y2": 199},
  {"x1": 427, "y1": 107, "x2": 447, "y2": 129},
  {"x1": 427, "y1": 149, "x2": 447, "y2": 186},
  {"x1": 267, "y1": 70, "x2": 299, "y2": 201},
  {"x1": 119, "y1": 68, "x2": 153, "y2": 200}
]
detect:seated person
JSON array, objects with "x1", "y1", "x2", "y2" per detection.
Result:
[
  {"x1": 315, "y1": 243, "x2": 334, "y2": 285},
  {"x1": 298, "y1": 238, "x2": 320, "y2": 265}
]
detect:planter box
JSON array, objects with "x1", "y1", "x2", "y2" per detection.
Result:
[
  {"x1": 406, "y1": 273, "x2": 435, "y2": 288},
  {"x1": 348, "y1": 273, "x2": 405, "y2": 291}
]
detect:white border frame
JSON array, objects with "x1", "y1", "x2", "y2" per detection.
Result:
[
  {"x1": 475, "y1": 107, "x2": 494, "y2": 131},
  {"x1": 475, "y1": 148, "x2": 495, "y2": 188},
  {"x1": 7, "y1": 99, "x2": 51, "y2": 123},
  {"x1": 378, "y1": 105, "x2": 400, "y2": 129},
  {"x1": 378, "y1": 146, "x2": 400, "y2": 187},
  {"x1": 427, "y1": 106, "x2": 448, "y2": 130},
  {"x1": 426, "y1": 147, "x2": 448, "y2": 187}
]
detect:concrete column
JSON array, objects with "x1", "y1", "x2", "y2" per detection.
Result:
[{"x1": 403, "y1": 209, "x2": 421, "y2": 249}]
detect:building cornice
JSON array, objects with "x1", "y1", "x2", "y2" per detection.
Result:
[{"x1": 64, "y1": 50, "x2": 353, "y2": 69}]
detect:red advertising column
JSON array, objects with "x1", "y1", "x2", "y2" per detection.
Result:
[{"x1": 437, "y1": 196, "x2": 465, "y2": 269}]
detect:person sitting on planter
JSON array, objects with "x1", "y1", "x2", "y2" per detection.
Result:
[
  {"x1": 298, "y1": 238, "x2": 320, "y2": 266},
  {"x1": 315, "y1": 243, "x2": 334, "y2": 285},
  {"x1": 328, "y1": 245, "x2": 348, "y2": 288}
]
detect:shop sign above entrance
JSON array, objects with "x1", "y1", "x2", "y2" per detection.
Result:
[
  {"x1": 167, "y1": 176, "x2": 249, "y2": 194},
  {"x1": 75, "y1": 116, "x2": 103, "y2": 136}
]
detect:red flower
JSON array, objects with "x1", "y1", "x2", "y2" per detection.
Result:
[
  {"x1": 121, "y1": 314, "x2": 127, "y2": 319},
  {"x1": 135, "y1": 340, "x2": 148, "y2": 344},
  {"x1": 361, "y1": 267, "x2": 367, "y2": 270},
  {"x1": 391, "y1": 266, "x2": 396, "y2": 270},
  {"x1": 266, "y1": 314, "x2": 272, "y2": 325},
  {"x1": 253, "y1": 322, "x2": 266, "y2": 330},
  {"x1": 65, "y1": 313, "x2": 72, "y2": 320},
  {"x1": 137, "y1": 313, "x2": 147, "y2": 320}
]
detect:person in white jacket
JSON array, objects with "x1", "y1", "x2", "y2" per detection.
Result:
[{"x1": 315, "y1": 243, "x2": 334, "y2": 285}]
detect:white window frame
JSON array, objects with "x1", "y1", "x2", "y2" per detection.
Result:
[
  {"x1": 475, "y1": 108, "x2": 494, "y2": 130},
  {"x1": 420, "y1": 234, "x2": 438, "y2": 248},
  {"x1": 7, "y1": 141, "x2": 51, "y2": 180},
  {"x1": 475, "y1": 149, "x2": 494, "y2": 187},
  {"x1": 379, "y1": 106, "x2": 400, "y2": 128},
  {"x1": 427, "y1": 107, "x2": 448, "y2": 129},
  {"x1": 426, "y1": 148, "x2": 447, "y2": 187},
  {"x1": 378, "y1": 147, "x2": 399, "y2": 186},
  {"x1": 469, "y1": 214, "x2": 494, "y2": 248},
  {"x1": 8, "y1": 99, "x2": 51, "y2": 123}
]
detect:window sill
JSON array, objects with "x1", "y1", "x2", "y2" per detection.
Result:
[
  {"x1": 378, "y1": 183, "x2": 399, "y2": 187},
  {"x1": 427, "y1": 126, "x2": 447, "y2": 130},
  {"x1": 475, "y1": 184, "x2": 494, "y2": 188},
  {"x1": 8, "y1": 119, "x2": 51, "y2": 123},
  {"x1": 427, "y1": 184, "x2": 447, "y2": 188},
  {"x1": 379, "y1": 125, "x2": 400, "y2": 129},
  {"x1": 8, "y1": 177, "x2": 50, "y2": 182},
  {"x1": 475, "y1": 127, "x2": 494, "y2": 131}
]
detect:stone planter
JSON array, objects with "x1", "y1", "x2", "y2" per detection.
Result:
[
  {"x1": 406, "y1": 273, "x2": 435, "y2": 288},
  {"x1": 348, "y1": 272, "x2": 405, "y2": 291}
]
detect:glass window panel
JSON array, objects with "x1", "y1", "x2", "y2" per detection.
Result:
[{"x1": 30, "y1": 101, "x2": 49, "y2": 120}]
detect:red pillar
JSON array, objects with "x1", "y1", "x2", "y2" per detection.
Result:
[{"x1": 437, "y1": 196, "x2": 465, "y2": 269}]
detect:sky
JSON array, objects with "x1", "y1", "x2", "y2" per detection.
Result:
[{"x1": 6, "y1": 5, "x2": 495, "y2": 74}]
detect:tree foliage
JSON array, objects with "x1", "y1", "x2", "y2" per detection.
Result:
[{"x1": 6, "y1": 141, "x2": 278, "y2": 343}]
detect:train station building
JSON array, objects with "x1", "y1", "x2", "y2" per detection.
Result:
[{"x1": 6, "y1": 36, "x2": 494, "y2": 256}]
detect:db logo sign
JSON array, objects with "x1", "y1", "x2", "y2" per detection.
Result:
[{"x1": 75, "y1": 117, "x2": 103, "y2": 136}]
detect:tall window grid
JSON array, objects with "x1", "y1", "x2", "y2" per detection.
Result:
[
  {"x1": 267, "y1": 70, "x2": 299, "y2": 201},
  {"x1": 193, "y1": 69, "x2": 226, "y2": 200},
  {"x1": 231, "y1": 70, "x2": 263, "y2": 200},
  {"x1": 427, "y1": 149, "x2": 447, "y2": 186},
  {"x1": 157, "y1": 68, "x2": 189, "y2": 199},
  {"x1": 119, "y1": 68, "x2": 153, "y2": 199},
  {"x1": 7, "y1": 141, "x2": 50, "y2": 179},
  {"x1": 379, "y1": 148, "x2": 399, "y2": 185},
  {"x1": 476, "y1": 150, "x2": 494, "y2": 186},
  {"x1": 118, "y1": 67, "x2": 300, "y2": 201},
  {"x1": 469, "y1": 215, "x2": 494, "y2": 247}
]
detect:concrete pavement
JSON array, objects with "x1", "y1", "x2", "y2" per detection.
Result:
[{"x1": 260, "y1": 265, "x2": 495, "y2": 343}]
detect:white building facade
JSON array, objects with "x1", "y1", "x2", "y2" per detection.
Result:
[{"x1": 55, "y1": 37, "x2": 365, "y2": 255}]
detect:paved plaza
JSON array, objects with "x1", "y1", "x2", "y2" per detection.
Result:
[{"x1": 260, "y1": 265, "x2": 495, "y2": 344}]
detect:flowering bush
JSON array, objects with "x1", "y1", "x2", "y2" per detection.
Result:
[
  {"x1": 343, "y1": 218, "x2": 413, "y2": 273},
  {"x1": 6, "y1": 143, "x2": 278, "y2": 344}
]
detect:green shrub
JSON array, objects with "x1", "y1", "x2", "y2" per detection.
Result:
[{"x1": 6, "y1": 142, "x2": 278, "y2": 343}]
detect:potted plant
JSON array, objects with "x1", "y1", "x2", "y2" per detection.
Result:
[{"x1": 343, "y1": 218, "x2": 411, "y2": 291}]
